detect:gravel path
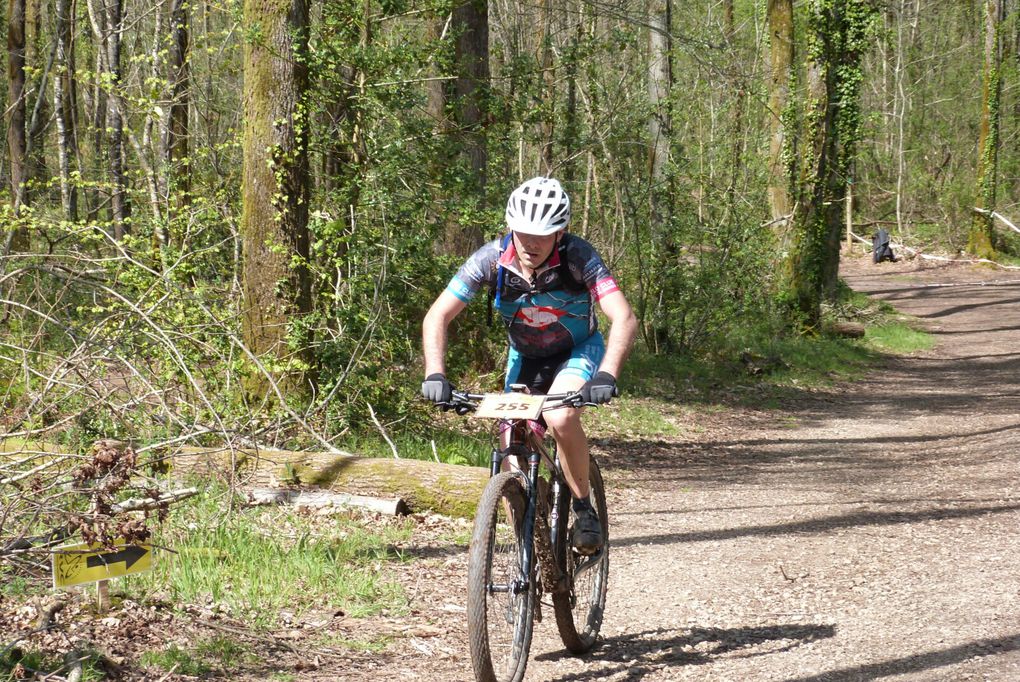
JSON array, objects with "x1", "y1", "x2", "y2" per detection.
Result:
[{"x1": 353, "y1": 257, "x2": 1020, "y2": 681}]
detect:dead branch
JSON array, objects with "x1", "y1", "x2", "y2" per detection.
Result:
[
  {"x1": 973, "y1": 207, "x2": 1020, "y2": 235},
  {"x1": 110, "y1": 487, "x2": 198, "y2": 513},
  {"x1": 368, "y1": 403, "x2": 399, "y2": 459},
  {"x1": 760, "y1": 213, "x2": 792, "y2": 229},
  {"x1": 248, "y1": 487, "x2": 409, "y2": 516}
]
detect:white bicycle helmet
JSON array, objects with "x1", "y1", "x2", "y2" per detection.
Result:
[{"x1": 504, "y1": 176, "x2": 571, "y2": 235}]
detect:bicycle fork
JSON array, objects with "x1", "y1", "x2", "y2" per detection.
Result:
[{"x1": 488, "y1": 448, "x2": 542, "y2": 597}]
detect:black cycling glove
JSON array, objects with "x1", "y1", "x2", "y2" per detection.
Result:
[
  {"x1": 421, "y1": 373, "x2": 452, "y2": 404},
  {"x1": 581, "y1": 371, "x2": 618, "y2": 405}
]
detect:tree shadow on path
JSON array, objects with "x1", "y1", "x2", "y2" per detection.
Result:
[
  {"x1": 611, "y1": 501, "x2": 1020, "y2": 549},
  {"x1": 778, "y1": 632, "x2": 1020, "y2": 681},
  {"x1": 535, "y1": 624, "x2": 836, "y2": 681}
]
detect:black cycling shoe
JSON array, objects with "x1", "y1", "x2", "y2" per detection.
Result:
[{"x1": 571, "y1": 505, "x2": 604, "y2": 555}]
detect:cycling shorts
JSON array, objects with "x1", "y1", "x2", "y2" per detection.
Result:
[{"x1": 504, "y1": 332, "x2": 605, "y2": 394}]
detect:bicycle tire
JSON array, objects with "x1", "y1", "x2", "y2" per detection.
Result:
[
  {"x1": 467, "y1": 471, "x2": 535, "y2": 682},
  {"x1": 552, "y1": 457, "x2": 609, "y2": 654}
]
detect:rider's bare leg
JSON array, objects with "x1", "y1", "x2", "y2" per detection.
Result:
[{"x1": 542, "y1": 373, "x2": 590, "y2": 499}]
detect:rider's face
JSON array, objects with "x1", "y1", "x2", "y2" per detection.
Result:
[{"x1": 513, "y1": 231, "x2": 559, "y2": 272}]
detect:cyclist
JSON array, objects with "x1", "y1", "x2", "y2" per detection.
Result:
[{"x1": 422, "y1": 176, "x2": 637, "y2": 554}]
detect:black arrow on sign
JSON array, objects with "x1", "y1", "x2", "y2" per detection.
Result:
[{"x1": 86, "y1": 545, "x2": 147, "y2": 570}]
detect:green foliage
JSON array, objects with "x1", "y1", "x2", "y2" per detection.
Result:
[
  {"x1": 341, "y1": 427, "x2": 493, "y2": 467},
  {"x1": 1, "y1": 648, "x2": 106, "y2": 682},
  {"x1": 0, "y1": 0, "x2": 981, "y2": 465},
  {"x1": 139, "y1": 637, "x2": 253, "y2": 676},
  {"x1": 126, "y1": 485, "x2": 411, "y2": 627},
  {"x1": 865, "y1": 322, "x2": 935, "y2": 354},
  {"x1": 140, "y1": 645, "x2": 213, "y2": 677}
]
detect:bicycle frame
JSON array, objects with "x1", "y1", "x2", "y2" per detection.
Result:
[{"x1": 490, "y1": 419, "x2": 568, "y2": 598}]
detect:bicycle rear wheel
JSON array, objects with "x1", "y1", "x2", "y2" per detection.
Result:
[
  {"x1": 553, "y1": 457, "x2": 609, "y2": 654},
  {"x1": 467, "y1": 471, "x2": 534, "y2": 682}
]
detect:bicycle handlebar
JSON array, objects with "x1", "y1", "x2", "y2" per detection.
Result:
[{"x1": 441, "y1": 389, "x2": 593, "y2": 414}]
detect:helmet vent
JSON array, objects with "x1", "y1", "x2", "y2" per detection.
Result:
[{"x1": 504, "y1": 176, "x2": 571, "y2": 235}]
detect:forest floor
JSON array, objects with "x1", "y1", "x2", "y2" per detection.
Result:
[{"x1": 6, "y1": 252, "x2": 1020, "y2": 681}]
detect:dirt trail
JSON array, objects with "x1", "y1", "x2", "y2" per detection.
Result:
[{"x1": 353, "y1": 257, "x2": 1020, "y2": 681}]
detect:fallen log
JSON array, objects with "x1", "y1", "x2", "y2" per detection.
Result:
[
  {"x1": 173, "y1": 447, "x2": 488, "y2": 519},
  {"x1": 827, "y1": 321, "x2": 866, "y2": 339}
]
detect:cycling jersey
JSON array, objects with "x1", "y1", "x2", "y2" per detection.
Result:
[{"x1": 446, "y1": 234, "x2": 620, "y2": 358}]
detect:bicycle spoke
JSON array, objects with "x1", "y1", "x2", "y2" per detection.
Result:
[{"x1": 467, "y1": 472, "x2": 534, "y2": 682}]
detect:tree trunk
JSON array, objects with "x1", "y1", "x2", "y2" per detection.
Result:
[
  {"x1": 24, "y1": 0, "x2": 49, "y2": 187},
  {"x1": 647, "y1": 0, "x2": 676, "y2": 352},
  {"x1": 165, "y1": 0, "x2": 191, "y2": 214},
  {"x1": 785, "y1": 0, "x2": 875, "y2": 325},
  {"x1": 724, "y1": 0, "x2": 745, "y2": 208},
  {"x1": 7, "y1": 0, "x2": 28, "y2": 218},
  {"x1": 539, "y1": 0, "x2": 554, "y2": 173},
  {"x1": 647, "y1": 0, "x2": 671, "y2": 198},
  {"x1": 442, "y1": 0, "x2": 488, "y2": 256},
  {"x1": 85, "y1": 0, "x2": 107, "y2": 223},
  {"x1": 425, "y1": 11, "x2": 449, "y2": 130},
  {"x1": 174, "y1": 447, "x2": 489, "y2": 519},
  {"x1": 241, "y1": 0, "x2": 313, "y2": 398},
  {"x1": 54, "y1": 0, "x2": 78, "y2": 221},
  {"x1": 766, "y1": 0, "x2": 794, "y2": 238},
  {"x1": 969, "y1": 0, "x2": 1004, "y2": 258},
  {"x1": 102, "y1": 0, "x2": 128, "y2": 237},
  {"x1": 561, "y1": 8, "x2": 582, "y2": 183}
]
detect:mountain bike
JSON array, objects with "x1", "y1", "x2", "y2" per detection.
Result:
[{"x1": 441, "y1": 388, "x2": 610, "y2": 682}]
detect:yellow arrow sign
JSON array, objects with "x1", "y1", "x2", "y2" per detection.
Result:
[{"x1": 52, "y1": 539, "x2": 153, "y2": 588}]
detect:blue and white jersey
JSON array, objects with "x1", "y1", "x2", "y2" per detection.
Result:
[{"x1": 446, "y1": 235, "x2": 620, "y2": 358}]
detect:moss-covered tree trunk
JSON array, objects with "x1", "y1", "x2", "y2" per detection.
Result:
[
  {"x1": 767, "y1": 0, "x2": 795, "y2": 237},
  {"x1": 969, "y1": 0, "x2": 1004, "y2": 259},
  {"x1": 241, "y1": 0, "x2": 313, "y2": 398},
  {"x1": 785, "y1": 0, "x2": 876, "y2": 327}
]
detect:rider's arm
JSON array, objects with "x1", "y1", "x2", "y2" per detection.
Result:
[
  {"x1": 596, "y1": 290, "x2": 637, "y2": 379},
  {"x1": 422, "y1": 290, "x2": 468, "y2": 376}
]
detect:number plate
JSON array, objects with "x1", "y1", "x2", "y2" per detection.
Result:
[{"x1": 473, "y1": 393, "x2": 546, "y2": 420}]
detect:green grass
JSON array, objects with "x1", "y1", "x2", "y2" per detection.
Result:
[
  {"x1": 340, "y1": 428, "x2": 492, "y2": 467},
  {"x1": 125, "y1": 485, "x2": 413, "y2": 628},
  {"x1": 2, "y1": 648, "x2": 106, "y2": 682},
  {"x1": 0, "y1": 573, "x2": 35, "y2": 599},
  {"x1": 621, "y1": 333, "x2": 881, "y2": 401},
  {"x1": 588, "y1": 399, "x2": 684, "y2": 439},
  {"x1": 139, "y1": 636, "x2": 254, "y2": 676},
  {"x1": 621, "y1": 283, "x2": 935, "y2": 406},
  {"x1": 139, "y1": 645, "x2": 212, "y2": 676},
  {"x1": 865, "y1": 321, "x2": 936, "y2": 354},
  {"x1": 314, "y1": 632, "x2": 394, "y2": 652}
]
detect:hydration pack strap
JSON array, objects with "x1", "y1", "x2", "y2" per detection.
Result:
[
  {"x1": 487, "y1": 232, "x2": 579, "y2": 326},
  {"x1": 487, "y1": 233, "x2": 514, "y2": 326}
]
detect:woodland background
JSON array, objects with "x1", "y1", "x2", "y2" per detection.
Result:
[{"x1": 1, "y1": 0, "x2": 1019, "y2": 458}]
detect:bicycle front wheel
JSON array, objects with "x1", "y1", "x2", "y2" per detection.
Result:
[
  {"x1": 467, "y1": 471, "x2": 534, "y2": 682},
  {"x1": 553, "y1": 456, "x2": 609, "y2": 654}
]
